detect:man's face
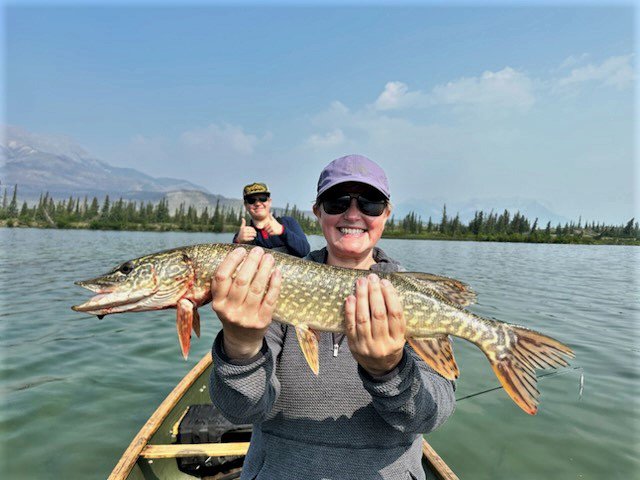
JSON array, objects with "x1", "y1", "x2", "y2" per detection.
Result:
[{"x1": 244, "y1": 194, "x2": 271, "y2": 221}]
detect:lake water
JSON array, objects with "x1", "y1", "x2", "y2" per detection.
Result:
[{"x1": 0, "y1": 228, "x2": 638, "y2": 479}]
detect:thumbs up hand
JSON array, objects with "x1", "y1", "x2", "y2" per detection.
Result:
[
  {"x1": 237, "y1": 217, "x2": 257, "y2": 243},
  {"x1": 264, "y1": 214, "x2": 284, "y2": 236}
]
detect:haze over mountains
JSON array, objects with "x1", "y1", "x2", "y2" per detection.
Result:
[
  {"x1": 1, "y1": 126, "x2": 208, "y2": 199},
  {"x1": 1, "y1": 126, "x2": 569, "y2": 225}
]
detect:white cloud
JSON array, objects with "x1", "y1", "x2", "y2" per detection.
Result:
[
  {"x1": 307, "y1": 129, "x2": 345, "y2": 148},
  {"x1": 373, "y1": 67, "x2": 535, "y2": 112},
  {"x1": 558, "y1": 53, "x2": 590, "y2": 70},
  {"x1": 430, "y1": 67, "x2": 535, "y2": 109},
  {"x1": 556, "y1": 54, "x2": 634, "y2": 90},
  {"x1": 180, "y1": 123, "x2": 260, "y2": 156},
  {"x1": 374, "y1": 81, "x2": 425, "y2": 111}
]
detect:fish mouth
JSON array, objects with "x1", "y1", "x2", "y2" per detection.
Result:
[{"x1": 72, "y1": 281, "x2": 156, "y2": 316}]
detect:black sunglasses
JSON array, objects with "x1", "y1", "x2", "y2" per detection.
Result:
[
  {"x1": 321, "y1": 193, "x2": 387, "y2": 217},
  {"x1": 245, "y1": 195, "x2": 270, "y2": 205}
]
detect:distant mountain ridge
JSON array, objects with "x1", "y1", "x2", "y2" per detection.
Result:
[
  {"x1": 0, "y1": 126, "x2": 209, "y2": 201},
  {"x1": 1, "y1": 126, "x2": 569, "y2": 225},
  {"x1": 0, "y1": 126, "x2": 311, "y2": 218}
]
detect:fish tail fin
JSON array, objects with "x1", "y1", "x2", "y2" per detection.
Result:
[{"x1": 486, "y1": 323, "x2": 574, "y2": 415}]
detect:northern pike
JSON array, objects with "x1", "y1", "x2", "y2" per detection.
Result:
[{"x1": 72, "y1": 243, "x2": 574, "y2": 415}]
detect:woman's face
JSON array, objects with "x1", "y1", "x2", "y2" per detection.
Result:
[{"x1": 314, "y1": 182, "x2": 390, "y2": 262}]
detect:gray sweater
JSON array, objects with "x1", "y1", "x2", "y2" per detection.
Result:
[{"x1": 210, "y1": 248, "x2": 456, "y2": 480}]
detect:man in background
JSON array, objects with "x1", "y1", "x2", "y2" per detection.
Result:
[{"x1": 234, "y1": 182, "x2": 310, "y2": 258}]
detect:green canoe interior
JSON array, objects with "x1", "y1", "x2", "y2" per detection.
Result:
[{"x1": 120, "y1": 356, "x2": 450, "y2": 480}]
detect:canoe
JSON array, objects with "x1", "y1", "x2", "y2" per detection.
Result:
[{"x1": 109, "y1": 352, "x2": 458, "y2": 480}]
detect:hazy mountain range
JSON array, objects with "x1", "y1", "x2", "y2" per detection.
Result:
[
  {"x1": 1, "y1": 126, "x2": 208, "y2": 201},
  {"x1": 1, "y1": 126, "x2": 568, "y2": 225}
]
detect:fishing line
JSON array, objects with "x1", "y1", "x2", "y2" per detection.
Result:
[{"x1": 456, "y1": 366, "x2": 584, "y2": 402}]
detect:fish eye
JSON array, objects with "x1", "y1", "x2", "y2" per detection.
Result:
[{"x1": 119, "y1": 262, "x2": 134, "y2": 274}]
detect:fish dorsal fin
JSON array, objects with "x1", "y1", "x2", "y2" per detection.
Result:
[
  {"x1": 407, "y1": 335, "x2": 459, "y2": 380},
  {"x1": 295, "y1": 325, "x2": 321, "y2": 375},
  {"x1": 396, "y1": 272, "x2": 477, "y2": 307},
  {"x1": 176, "y1": 299, "x2": 194, "y2": 360}
]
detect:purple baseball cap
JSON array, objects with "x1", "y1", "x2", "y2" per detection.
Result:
[{"x1": 316, "y1": 154, "x2": 391, "y2": 200}]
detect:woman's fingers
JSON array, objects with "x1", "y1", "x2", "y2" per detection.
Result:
[
  {"x1": 245, "y1": 252, "x2": 275, "y2": 308},
  {"x1": 367, "y1": 274, "x2": 388, "y2": 340},
  {"x1": 261, "y1": 267, "x2": 282, "y2": 315},
  {"x1": 381, "y1": 279, "x2": 405, "y2": 340},
  {"x1": 354, "y1": 277, "x2": 372, "y2": 343},
  {"x1": 227, "y1": 246, "x2": 264, "y2": 304},
  {"x1": 212, "y1": 247, "x2": 247, "y2": 306},
  {"x1": 344, "y1": 294, "x2": 357, "y2": 341}
]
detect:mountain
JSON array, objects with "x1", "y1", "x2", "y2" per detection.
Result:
[
  {"x1": 393, "y1": 197, "x2": 569, "y2": 226},
  {"x1": 2, "y1": 126, "x2": 568, "y2": 225},
  {"x1": 0, "y1": 126, "x2": 312, "y2": 218},
  {"x1": 0, "y1": 126, "x2": 209, "y2": 202}
]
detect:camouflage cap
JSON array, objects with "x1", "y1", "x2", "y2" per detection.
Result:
[{"x1": 243, "y1": 182, "x2": 270, "y2": 198}]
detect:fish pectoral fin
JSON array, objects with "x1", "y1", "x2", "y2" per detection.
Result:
[
  {"x1": 396, "y1": 272, "x2": 477, "y2": 307},
  {"x1": 407, "y1": 335, "x2": 459, "y2": 380},
  {"x1": 295, "y1": 325, "x2": 321, "y2": 375},
  {"x1": 487, "y1": 325, "x2": 574, "y2": 415},
  {"x1": 176, "y1": 299, "x2": 194, "y2": 360},
  {"x1": 192, "y1": 308, "x2": 201, "y2": 338}
]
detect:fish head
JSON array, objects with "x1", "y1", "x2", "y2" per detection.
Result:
[{"x1": 72, "y1": 249, "x2": 194, "y2": 317}]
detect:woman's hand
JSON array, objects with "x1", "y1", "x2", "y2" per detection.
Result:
[
  {"x1": 211, "y1": 247, "x2": 282, "y2": 360},
  {"x1": 345, "y1": 273, "x2": 406, "y2": 377}
]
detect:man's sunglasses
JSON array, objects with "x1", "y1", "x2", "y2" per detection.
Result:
[
  {"x1": 245, "y1": 195, "x2": 270, "y2": 205},
  {"x1": 321, "y1": 193, "x2": 387, "y2": 217}
]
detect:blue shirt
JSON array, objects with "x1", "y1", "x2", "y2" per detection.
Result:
[{"x1": 233, "y1": 216, "x2": 310, "y2": 258}]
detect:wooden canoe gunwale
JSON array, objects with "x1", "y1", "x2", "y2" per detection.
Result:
[
  {"x1": 108, "y1": 352, "x2": 213, "y2": 480},
  {"x1": 109, "y1": 352, "x2": 458, "y2": 480}
]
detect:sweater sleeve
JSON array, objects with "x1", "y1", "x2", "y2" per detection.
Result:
[
  {"x1": 358, "y1": 345, "x2": 456, "y2": 434},
  {"x1": 209, "y1": 322, "x2": 285, "y2": 424},
  {"x1": 279, "y1": 217, "x2": 311, "y2": 258}
]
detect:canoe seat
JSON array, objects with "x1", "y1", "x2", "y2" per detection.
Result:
[{"x1": 172, "y1": 404, "x2": 252, "y2": 478}]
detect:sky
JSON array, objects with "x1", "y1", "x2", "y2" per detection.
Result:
[{"x1": 2, "y1": 1, "x2": 637, "y2": 223}]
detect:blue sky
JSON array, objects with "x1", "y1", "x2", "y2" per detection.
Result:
[{"x1": 3, "y1": 2, "x2": 637, "y2": 223}]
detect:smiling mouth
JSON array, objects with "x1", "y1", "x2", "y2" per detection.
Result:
[{"x1": 339, "y1": 227, "x2": 366, "y2": 235}]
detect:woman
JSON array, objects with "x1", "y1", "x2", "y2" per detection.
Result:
[{"x1": 209, "y1": 155, "x2": 455, "y2": 480}]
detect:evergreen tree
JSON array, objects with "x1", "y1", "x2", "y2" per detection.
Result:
[
  {"x1": 88, "y1": 197, "x2": 100, "y2": 219},
  {"x1": 101, "y1": 195, "x2": 111, "y2": 218},
  {"x1": 66, "y1": 195, "x2": 75, "y2": 214},
  {"x1": 623, "y1": 218, "x2": 635, "y2": 237},
  {"x1": 439, "y1": 204, "x2": 448, "y2": 233},
  {"x1": 19, "y1": 201, "x2": 29, "y2": 220},
  {"x1": 470, "y1": 211, "x2": 483, "y2": 236},
  {"x1": 451, "y1": 214, "x2": 460, "y2": 236},
  {"x1": 7, "y1": 184, "x2": 18, "y2": 217}
]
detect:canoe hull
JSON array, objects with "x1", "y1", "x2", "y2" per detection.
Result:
[{"x1": 111, "y1": 353, "x2": 457, "y2": 480}]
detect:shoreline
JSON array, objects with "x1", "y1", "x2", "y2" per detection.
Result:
[{"x1": 2, "y1": 221, "x2": 637, "y2": 246}]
